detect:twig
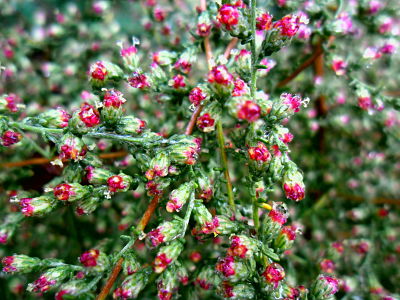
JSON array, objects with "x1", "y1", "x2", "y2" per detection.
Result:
[
  {"x1": 185, "y1": 105, "x2": 203, "y2": 135},
  {"x1": 277, "y1": 37, "x2": 335, "y2": 88},
  {"x1": 95, "y1": 195, "x2": 161, "y2": 300},
  {"x1": 223, "y1": 38, "x2": 238, "y2": 59},
  {"x1": 1, "y1": 151, "x2": 128, "y2": 168}
]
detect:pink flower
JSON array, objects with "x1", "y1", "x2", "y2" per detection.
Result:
[
  {"x1": 358, "y1": 96, "x2": 372, "y2": 110},
  {"x1": 216, "y1": 256, "x2": 236, "y2": 277},
  {"x1": 248, "y1": 142, "x2": 271, "y2": 162},
  {"x1": 170, "y1": 74, "x2": 186, "y2": 89},
  {"x1": 90, "y1": 61, "x2": 107, "y2": 81},
  {"x1": 217, "y1": 5, "x2": 239, "y2": 31},
  {"x1": 54, "y1": 184, "x2": 74, "y2": 201},
  {"x1": 196, "y1": 23, "x2": 211, "y2": 37},
  {"x1": 331, "y1": 58, "x2": 347, "y2": 76},
  {"x1": 78, "y1": 103, "x2": 100, "y2": 127},
  {"x1": 1, "y1": 131, "x2": 22, "y2": 147},
  {"x1": 320, "y1": 259, "x2": 335, "y2": 273},
  {"x1": 147, "y1": 228, "x2": 165, "y2": 247},
  {"x1": 189, "y1": 87, "x2": 207, "y2": 106},
  {"x1": 197, "y1": 113, "x2": 215, "y2": 131},
  {"x1": 79, "y1": 249, "x2": 100, "y2": 267},
  {"x1": 30, "y1": 275, "x2": 57, "y2": 292},
  {"x1": 107, "y1": 175, "x2": 129, "y2": 192},
  {"x1": 20, "y1": 198, "x2": 34, "y2": 217},
  {"x1": 129, "y1": 72, "x2": 150, "y2": 89},
  {"x1": 153, "y1": 253, "x2": 172, "y2": 273},
  {"x1": 274, "y1": 15, "x2": 301, "y2": 37},
  {"x1": 256, "y1": 13, "x2": 273, "y2": 30},
  {"x1": 174, "y1": 59, "x2": 192, "y2": 74},
  {"x1": 237, "y1": 100, "x2": 261, "y2": 122},
  {"x1": 262, "y1": 263, "x2": 285, "y2": 288},
  {"x1": 153, "y1": 7, "x2": 167, "y2": 22},
  {"x1": 103, "y1": 89, "x2": 126, "y2": 108},
  {"x1": 268, "y1": 208, "x2": 287, "y2": 225},
  {"x1": 232, "y1": 79, "x2": 248, "y2": 97},
  {"x1": 283, "y1": 182, "x2": 305, "y2": 201},
  {"x1": 208, "y1": 65, "x2": 234, "y2": 86}
]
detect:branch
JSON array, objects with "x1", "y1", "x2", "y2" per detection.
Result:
[
  {"x1": 1, "y1": 151, "x2": 128, "y2": 168},
  {"x1": 276, "y1": 37, "x2": 335, "y2": 88},
  {"x1": 95, "y1": 195, "x2": 161, "y2": 300},
  {"x1": 223, "y1": 38, "x2": 238, "y2": 59}
]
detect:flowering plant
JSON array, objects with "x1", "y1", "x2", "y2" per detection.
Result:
[{"x1": 0, "y1": 0, "x2": 399, "y2": 299}]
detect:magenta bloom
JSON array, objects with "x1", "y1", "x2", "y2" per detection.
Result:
[
  {"x1": 189, "y1": 87, "x2": 207, "y2": 106},
  {"x1": 208, "y1": 65, "x2": 234, "y2": 86},
  {"x1": 262, "y1": 263, "x2": 285, "y2": 288},
  {"x1": 129, "y1": 72, "x2": 150, "y2": 89},
  {"x1": 79, "y1": 249, "x2": 100, "y2": 267},
  {"x1": 2, "y1": 130, "x2": 22, "y2": 147}
]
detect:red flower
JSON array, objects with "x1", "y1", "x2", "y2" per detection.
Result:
[
  {"x1": 268, "y1": 209, "x2": 287, "y2": 225},
  {"x1": 171, "y1": 74, "x2": 186, "y2": 89},
  {"x1": 107, "y1": 175, "x2": 129, "y2": 192},
  {"x1": 196, "y1": 23, "x2": 211, "y2": 37},
  {"x1": 153, "y1": 253, "x2": 172, "y2": 273},
  {"x1": 103, "y1": 89, "x2": 125, "y2": 108},
  {"x1": 20, "y1": 198, "x2": 34, "y2": 217},
  {"x1": 227, "y1": 236, "x2": 248, "y2": 258},
  {"x1": 283, "y1": 182, "x2": 305, "y2": 201},
  {"x1": 147, "y1": 228, "x2": 165, "y2": 247}
]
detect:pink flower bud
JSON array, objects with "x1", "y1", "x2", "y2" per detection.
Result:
[
  {"x1": 232, "y1": 78, "x2": 249, "y2": 97},
  {"x1": 311, "y1": 275, "x2": 339, "y2": 299},
  {"x1": 79, "y1": 249, "x2": 100, "y2": 267},
  {"x1": 78, "y1": 102, "x2": 100, "y2": 127},
  {"x1": 217, "y1": 5, "x2": 239, "y2": 31},
  {"x1": 113, "y1": 271, "x2": 149, "y2": 299},
  {"x1": 166, "y1": 182, "x2": 194, "y2": 213},
  {"x1": 147, "y1": 219, "x2": 183, "y2": 247},
  {"x1": 320, "y1": 258, "x2": 335, "y2": 273},
  {"x1": 0, "y1": 93, "x2": 22, "y2": 113},
  {"x1": 58, "y1": 134, "x2": 87, "y2": 160},
  {"x1": 169, "y1": 74, "x2": 186, "y2": 89},
  {"x1": 227, "y1": 235, "x2": 259, "y2": 259}
]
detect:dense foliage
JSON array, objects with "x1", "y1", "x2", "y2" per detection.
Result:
[{"x1": 0, "y1": 0, "x2": 399, "y2": 299}]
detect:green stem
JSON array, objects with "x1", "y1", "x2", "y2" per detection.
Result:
[
  {"x1": 78, "y1": 275, "x2": 103, "y2": 295},
  {"x1": 11, "y1": 122, "x2": 63, "y2": 134},
  {"x1": 180, "y1": 191, "x2": 195, "y2": 237},
  {"x1": 86, "y1": 132, "x2": 165, "y2": 145},
  {"x1": 249, "y1": 0, "x2": 259, "y2": 230},
  {"x1": 250, "y1": 0, "x2": 257, "y2": 98},
  {"x1": 113, "y1": 236, "x2": 137, "y2": 263},
  {"x1": 16, "y1": 129, "x2": 51, "y2": 158},
  {"x1": 216, "y1": 120, "x2": 235, "y2": 212}
]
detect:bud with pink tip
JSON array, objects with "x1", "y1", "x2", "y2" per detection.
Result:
[
  {"x1": 145, "y1": 152, "x2": 170, "y2": 180},
  {"x1": 146, "y1": 218, "x2": 183, "y2": 247},
  {"x1": 218, "y1": 281, "x2": 255, "y2": 299},
  {"x1": 53, "y1": 183, "x2": 91, "y2": 202},
  {"x1": 116, "y1": 116, "x2": 146, "y2": 136},
  {"x1": 55, "y1": 279, "x2": 87, "y2": 300},
  {"x1": 282, "y1": 168, "x2": 305, "y2": 202},
  {"x1": 189, "y1": 87, "x2": 208, "y2": 107},
  {"x1": 195, "y1": 265, "x2": 220, "y2": 290},
  {"x1": 166, "y1": 182, "x2": 195, "y2": 213},
  {"x1": 107, "y1": 173, "x2": 133, "y2": 193},
  {"x1": 28, "y1": 266, "x2": 71, "y2": 293},
  {"x1": 20, "y1": 196, "x2": 57, "y2": 217},
  {"x1": 38, "y1": 107, "x2": 71, "y2": 128},
  {"x1": 113, "y1": 269, "x2": 150, "y2": 299},
  {"x1": 0, "y1": 93, "x2": 24, "y2": 113},
  {"x1": 122, "y1": 251, "x2": 141, "y2": 275},
  {"x1": 79, "y1": 248, "x2": 109, "y2": 272},
  {"x1": 227, "y1": 235, "x2": 260, "y2": 259},
  {"x1": 58, "y1": 133, "x2": 87, "y2": 161},
  {"x1": 166, "y1": 136, "x2": 201, "y2": 165},
  {"x1": 128, "y1": 72, "x2": 151, "y2": 89},
  {"x1": 101, "y1": 89, "x2": 126, "y2": 124},
  {"x1": 310, "y1": 275, "x2": 339, "y2": 299},
  {"x1": 274, "y1": 225, "x2": 298, "y2": 252},
  {"x1": 153, "y1": 240, "x2": 184, "y2": 273},
  {"x1": 2, "y1": 255, "x2": 41, "y2": 273},
  {"x1": 261, "y1": 202, "x2": 288, "y2": 242},
  {"x1": 216, "y1": 256, "x2": 252, "y2": 282},
  {"x1": 89, "y1": 61, "x2": 123, "y2": 87}
]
